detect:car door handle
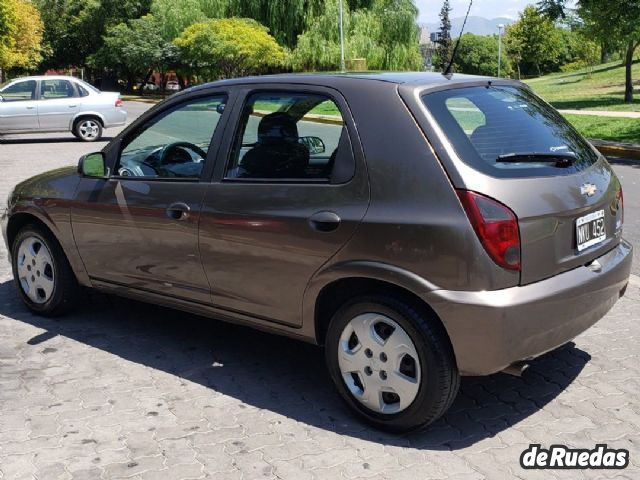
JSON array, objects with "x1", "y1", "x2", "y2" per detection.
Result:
[
  {"x1": 26, "y1": 106, "x2": 35, "y2": 110},
  {"x1": 68, "y1": 105, "x2": 78, "y2": 108},
  {"x1": 308, "y1": 211, "x2": 341, "y2": 232},
  {"x1": 166, "y1": 202, "x2": 191, "y2": 221}
]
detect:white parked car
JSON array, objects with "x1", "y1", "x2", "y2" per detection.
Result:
[
  {"x1": 0, "y1": 75, "x2": 127, "y2": 141},
  {"x1": 165, "y1": 81, "x2": 181, "y2": 92},
  {"x1": 141, "y1": 82, "x2": 160, "y2": 92}
]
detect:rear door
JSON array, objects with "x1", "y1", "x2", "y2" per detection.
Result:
[
  {"x1": 37, "y1": 79, "x2": 79, "y2": 130},
  {"x1": 199, "y1": 86, "x2": 369, "y2": 326},
  {"x1": 0, "y1": 80, "x2": 39, "y2": 131},
  {"x1": 414, "y1": 84, "x2": 623, "y2": 285}
]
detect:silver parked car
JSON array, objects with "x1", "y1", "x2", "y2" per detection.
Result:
[{"x1": 0, "y1": 75, "x2": 127, "y2": 141}]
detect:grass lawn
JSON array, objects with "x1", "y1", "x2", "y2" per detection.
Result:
[
  {"x1": 525, "y1": 60, "x2": 640, "y2": 112},
  {"x1": 563, "y1": 114, "x2": 640, "y2": 144}
]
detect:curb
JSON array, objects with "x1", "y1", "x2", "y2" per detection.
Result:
[{"x1": 590, "y1": 139, "x2": 640, "y2": 161}]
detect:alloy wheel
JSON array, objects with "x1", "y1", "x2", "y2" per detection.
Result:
[{"x1": 78, "y1": 120, "x2": 100, "y2": 140}]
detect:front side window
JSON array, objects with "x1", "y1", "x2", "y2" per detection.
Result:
[
  {"x1": 116, "y1": 95, "x2": 227, "y2": 179},
  {"x1": 423, "y1": 85, "x2": 599, "y2": 178},
  {"x1": 225, "y1": 92, "x2": 352, "y2": 181},
  {"x1": 40, "y1": 80, "x2": 75, "y2": 99},
  {"x1": 0, "y1": 80, "x2": 36, "y2": 102}
]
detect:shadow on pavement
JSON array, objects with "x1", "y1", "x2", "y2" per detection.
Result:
[{"x1": 0, "y1": 279, "x2": 590, "y2": 450}]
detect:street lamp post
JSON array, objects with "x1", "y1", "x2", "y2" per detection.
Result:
[
  {"x1": 339, "y1": 0, "x2": 346, "y2": 72},
  {"x1": 497, "y1": 24, "x2": 504, "y2": 77}
]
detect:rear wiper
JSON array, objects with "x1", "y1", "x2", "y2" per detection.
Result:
[{"x1": 496, "y1": 152, "x2": 576, "y2": 167}]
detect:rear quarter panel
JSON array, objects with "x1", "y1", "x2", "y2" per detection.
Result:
[{"x1": 311, "y1": 80, "x2": 518, "y2": 294}]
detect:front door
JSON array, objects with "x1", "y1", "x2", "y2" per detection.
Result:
[
  {"x1": 200, "y1": 88, "x2": 369, "y2": 326},
  {"x1": 72, "y1": 93, "x2": 230, "y2": 303},
  {"x1": 0, "y1": 80, "x2": 39, "y2": 131},
  {"x1": 37, "y1": 79, "x2": 79, "y2": 130}
]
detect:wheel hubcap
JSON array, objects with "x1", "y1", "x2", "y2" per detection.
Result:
[
  {"x1": 16, "y1": 236, "x2": 55, "y2": 304},
  {"x1": 79, "y1": 121, "x2": 99, "y2": 139},
  {"x1": 338, "y1": 313, "x2": 421, "y2": 414}
]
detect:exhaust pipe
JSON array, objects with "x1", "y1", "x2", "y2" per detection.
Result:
[{"x1": 502, "y1": 361, "x2": 530, "y2": 377}]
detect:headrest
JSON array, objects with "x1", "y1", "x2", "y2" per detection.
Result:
[{"x1": 257, "y1": 112, "x2": 299, "y2": 143}]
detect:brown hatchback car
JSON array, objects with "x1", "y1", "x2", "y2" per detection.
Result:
[{"x1": 1, "y1": 73, "x2": 633, "y2": 432}]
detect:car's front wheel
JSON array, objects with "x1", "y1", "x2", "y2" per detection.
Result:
[
  {"x1": 11, "y1": 225, "x2": 79, "y2": 316},
  {"x1": 74, "y1": 118, "x2": 103, "y2": 142},
  {"x1": 325, "y1": 295, "x2": 459, "y2": 432}
]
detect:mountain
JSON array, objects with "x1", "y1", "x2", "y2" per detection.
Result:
[{"x1": 423, "y1": 16, "x2": 514, "y2": 37}]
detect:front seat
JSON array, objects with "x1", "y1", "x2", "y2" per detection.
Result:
[{"x1": 242, "y1": 112, "x2": 310, "y2": 178}]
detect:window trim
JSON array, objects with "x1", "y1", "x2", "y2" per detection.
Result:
[
  {"x1": 221, "y1": 88, "x2": 355, "y2": 185},
  {"x1": 111, "y1": 92, "x2": 229, "y2": 183}
]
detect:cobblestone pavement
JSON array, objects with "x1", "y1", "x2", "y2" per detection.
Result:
[{"x1": 1, "y1": 121, "x2": 639, "y2": 479}]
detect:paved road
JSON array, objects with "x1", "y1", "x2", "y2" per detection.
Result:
[
  {"x1": 610, "y1": 159, "x2": 640, "y2": 276},
  {"x1": 0, "y1": 103, "x2": 638, "y2": 479}
]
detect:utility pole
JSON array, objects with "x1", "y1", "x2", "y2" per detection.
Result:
[
  {"x1": 497, "y1": 24, "x2": 504, "y2": 77},
  {"x1": 339, "y1": 0, "x2": 346, "y2": 72}
]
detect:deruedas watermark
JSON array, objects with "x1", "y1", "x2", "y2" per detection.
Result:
[{"x1": 520, "y1": 444, "x2": 630, "y2": 469}]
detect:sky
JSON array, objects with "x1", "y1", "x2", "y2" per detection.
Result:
[{"x1": 416, "y1": 0, "x2": 576, "y2": 24}]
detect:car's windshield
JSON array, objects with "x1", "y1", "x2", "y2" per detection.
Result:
[{"x1": 422, "y1": 85, "x2": 599, "y2": 178}]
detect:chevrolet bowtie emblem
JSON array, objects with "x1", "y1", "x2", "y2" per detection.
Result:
[{"x1": 580, "y1": 183, "x2": 597, "y2": 197}]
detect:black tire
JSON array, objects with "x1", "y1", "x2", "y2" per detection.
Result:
[
  {"x1": 73, "y1": 117, "x2": 103, "y2": 142},
  {"x1": 11, "y1": 224, "x2": 79, "y2": 316},
  {"x1": 325, "y1": 295, "x2": 460, "y2": 432}
]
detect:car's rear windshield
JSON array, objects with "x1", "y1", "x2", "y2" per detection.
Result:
[{"x1": 422, "y1": 85, "x2": 599, "y2": 178}]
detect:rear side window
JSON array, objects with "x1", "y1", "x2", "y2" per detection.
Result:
[
  {"x1": 423, "y1": 86, "x2": 599, "y2": 178},
  {"x1": 225, "y1": 91, "x2": 354, "y2": 182},
  {"x1": 40, "y1": 79, "x2": 75, "y2": 99}
]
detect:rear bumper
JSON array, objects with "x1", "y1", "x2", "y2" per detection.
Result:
[
  {"x1": 424, "y1": 240, "x2": 633, "y2": 376},
  {"x1": 103, "y1": 108, "x2": 127, "y2": 128}
]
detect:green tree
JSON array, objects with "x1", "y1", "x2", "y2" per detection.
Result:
[
  {"x1": 151, "y1": 0, "x2": 324, "y2": 48},
  {"x1": 504, "y1": 6, "x2": 561, "y2": 76},
  {"x1": 453, "y1": 33, "x2": 511, "y2": 77},
  {"x1": 91, "y1": 15, "x2": 177, "y2": 92},
  {"x1": 436, "y1": 0, "x2": 452, "y2": 72},
  {"x1": 538, "y1": 0, "x2": 640, "y2": 101},
  {"x1": 36, "y1": 0, "x2": 152, "y2": 69},
  {"x1": 174, "y1": 18, "x2": 285, "y2": 79},
  {"x1": 0, "y1": 0, "x2": 45, "y2": 81},
  {"x1": 579, "y1": 0, "x2": 640, "y2": 103},
  {"x1": 291, "y1": 0, "x2": 421, "y2": 71}
]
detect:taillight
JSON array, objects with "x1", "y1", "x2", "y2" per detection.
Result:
[
  {"x1": 115, "y1": 98, "x2": 123, "y2": 108},
  {"x1": 456, "y1": 190, "x2": 521, "y2": 271}
]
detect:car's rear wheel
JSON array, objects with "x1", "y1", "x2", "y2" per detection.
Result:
[
  {"x1": 74, "y1": 118, "x2": 103, "y2": 142},
  {"x1": 325, "y1": 295, "x2": 459, "y2": 432},
  {"x1": 11, "y1": 225, "x2": 79, "y2": 316}
]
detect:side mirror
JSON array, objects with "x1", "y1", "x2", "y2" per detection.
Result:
[
  {"x1": 299, "y1": 136, "x2": 326, "y2": 155},
  {"x1": 78, "y1": 152, "x2": 108, "y2": 178},
  {"x1": 0, "y1": 95, "x2": 4, "y2": 102},
  {"x1": 216, "y1": 103, "x2": 226, "y2": 114}
]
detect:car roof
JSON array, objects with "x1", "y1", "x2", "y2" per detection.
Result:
[
  {"x1": 189, "y1": 71, "x2": 504, "y2": 92},
  {"x1": 7, "y1": 75, "x2": 84, "y2": 83}
]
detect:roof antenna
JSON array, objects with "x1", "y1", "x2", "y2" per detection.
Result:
[{"x1": 444, "y1": 0, "x2": 473, "y2": 77}]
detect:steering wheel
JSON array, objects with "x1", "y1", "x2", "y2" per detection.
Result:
[{"x1": 159, "y1": 142, "x2": 207, "y2": 166}]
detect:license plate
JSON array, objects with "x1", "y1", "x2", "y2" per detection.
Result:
[{"x1": 576, "y1": 209, "x2": 606, "y2": 252}]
